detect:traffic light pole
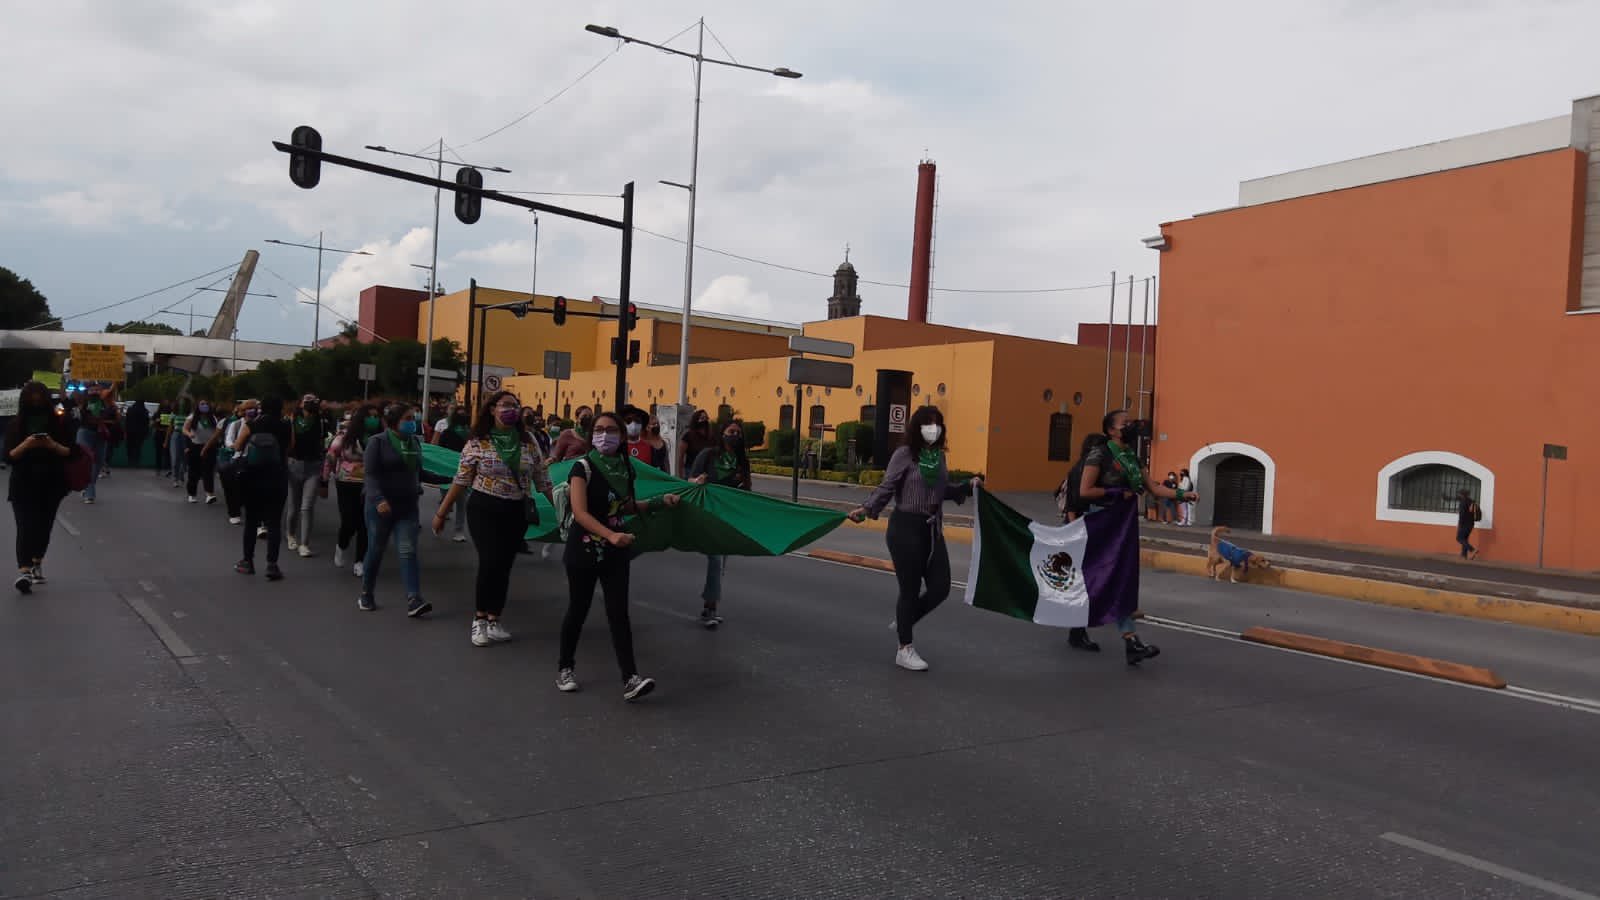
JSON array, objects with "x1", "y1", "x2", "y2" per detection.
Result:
[{"x1": 615, "y1": 183, "x2": 634, "y2": 412}]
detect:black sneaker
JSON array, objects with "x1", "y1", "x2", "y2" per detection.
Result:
[
  {"x1": 264, "y1": 563, "x2": 284, "y2": 581},
  {"x1": 1124, "y1": 635, "x2": 1160, "y2": 666},
  {"x1": 406, "y1": 596, "x2": 432, "y2": 618},
  {"x1": 623, "y1": 675, "x2": 656, "y2": 702},
  {"x1": 14, "y1": 574, "x2": 31, "y2": 594},
  {"x1": 1068, "y1": 627, "x2": 1100, "y2": 652},
  {"x1": 357, "y1": 594, "x2": 377, "y2": 612},
  {"x1": 235, "y1": 559, "x2": 255, "y2": 575},
  {"x1": 700, "y1": 609, "x2": 722, "y2": 630}
]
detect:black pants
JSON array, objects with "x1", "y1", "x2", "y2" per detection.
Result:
[
  {"x1": 335, "y1": 480, "x2": 368, "y2": 562},
  {"x1": 1458, "y1": 526, "x2": 1476, "y2": 558},
  {"x1": 186, "y1": 445, "x2": 215, "y2": 497},
  {"x1": 886, "y1": 510, "x2": 951, "y2": 646},
  {"x1": 125, "y1": 430, "x2": 147, "y2": 467},
  {"x1": 12, "y1": 493, "x2": 65, "y2": 568},
  {"x1": 220, "y1": 464, "x2": 243, "y2": 518},
  {"x1": 559, "y1": 562, "x2": 637, "y2": 681},
  {"x1": 241, "y1": 477, "x2": 287, "y2": 564},
  {"x1": 466, "y1": 492, "x2": 525, "y2": 617},
  {"x1": 155, "y1": 435, "x2": 170, "y2": 472}
]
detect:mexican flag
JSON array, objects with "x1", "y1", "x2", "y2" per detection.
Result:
[{"x1": 964, "y1": 489, "x2": 1140, "y2": 628}]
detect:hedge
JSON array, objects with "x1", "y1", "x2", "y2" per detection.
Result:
[
  {"x1": 834, "y1": 420, "x2": 874, "y2": 465},
  {"x1": 742, "y1": 420, "x2": 766, "y2": 450}
]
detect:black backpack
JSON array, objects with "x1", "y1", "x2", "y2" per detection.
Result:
[
  {"x1": 1055, "y1": 458, "x2": 1089, "y2": 520},
  {"x1": 240, "y1": 429, "x2": 283, "y2": 472}
]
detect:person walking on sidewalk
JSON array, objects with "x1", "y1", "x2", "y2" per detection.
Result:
[
  {"x1": 1456, "y1": 488, "x2": 1482, "y2": 560},
  {"x1": 557, "y1": 410, "x2": 681, "y2": 700},
  {"x1": 688, "y1": 419, "x2": 751, "y2": 629},
  {"x1": 434, "y1": 391, "x2": 554, "y2": 644},
  {"x1": 6, "y1": 382, "x2": 78, "y2": 594},
  {"x1": 358, "y1": 404, "x2": 435, "y2": 617},
  {"x1": 1075, "y1": 409, "x2": 1194, "y2": 666},
  {"x1": 181, "y1": 399, "x2": 220, "y2": 505},
  {"x1": 232, "y1": 396, "x2": 291, "y2": 581},
  {"x1": 284, "y1": 394, "x2": 327, "y2": 558},
  {"x1": 327, "y1": 403, "x2": 376, "y2": 579},
  {"x1": 848, "y1": 405, "x2": 982, "y2": 673}
]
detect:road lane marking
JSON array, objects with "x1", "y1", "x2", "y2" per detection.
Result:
[
  {"x1": 138, "y1": 579, "x2": 158, "y2": 593},
  {"x1": 1379, "y1": 832, "x2": 1598, "y2": 900},
  {"x1": 122, "y1": 594, "x2": 198, "y2": 661},
  {"x1": 58, "y1": 515, "x2": 80, "y2": 537},
  {"x1": 1504, "y1": 686, "x2": 1600, "y2": 715}
]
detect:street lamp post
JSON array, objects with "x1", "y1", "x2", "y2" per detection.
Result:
[
  {"x1": 264, "y1": 234, "x2": 372, "y2": 348},
  {"x1": 366, "y1": 142, "x2": 510, "y2": 402},
  {"x1": 586, "y1": 20, "x2": 801, "y2": 425}
]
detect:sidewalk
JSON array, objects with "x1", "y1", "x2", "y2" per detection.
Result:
[{"x1": 753, "y1": 474, "x2": 1600, "y2": 611}]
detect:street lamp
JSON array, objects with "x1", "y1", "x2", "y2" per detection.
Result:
[
  {"x1": 264, "y1": 235, "x2": 372, "y2": 347},
  {"x1": 587, "y1": 19, "x2": 802, "y2": 424},
  {"x1": 367, "y1": 142, "x2": 511, "y2": 401}
]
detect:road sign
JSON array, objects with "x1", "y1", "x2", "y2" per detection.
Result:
[
  {"x1": 416, "y1": 367, "x2": 457, "y2": 380},
  {"x1": 787, "y1": 335, "x2": 855, "y2": 358},
  {"x1": 483, "y1": 374, "x2": 503, "y2": 392},
  {"x1": 357, "y1": 363, "x2": 376, "y2": 381},
  {"x1": 786, "y1": 357, "x2": 853, "y2": 389},
  {"x1": 543, "y1": 350, "x2": 572, "y2": 381},
  {"x1": 1543, "y1": 443, "x2": 1568, "y2": 460},
  {"x1": 0, "y1": 389, "x2": 18, "y2": 416},
  {"x1": 887, "y1": 403, "x2": 909, "y2": 434},
  {"x1": 69, "y1": 343, "x2": 125, "y2": 383}
]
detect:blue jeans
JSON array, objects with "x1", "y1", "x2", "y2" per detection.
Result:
[
  {"x1": 362, "y1": 502, "x2": 420, "y2": 599},
  {"x1": 76, "y1": 429, "x2": 106, "y2": 499},
  {"x1": 168, "y1": 431, "x2": 188, "y2": 482},
  {"x1": 701, "y1": 555, "x2": 726, "y2": 607}
]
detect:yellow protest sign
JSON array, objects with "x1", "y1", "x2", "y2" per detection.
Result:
[{"x1": 69, "y1": 343, "x2": 126, "y2": 383}]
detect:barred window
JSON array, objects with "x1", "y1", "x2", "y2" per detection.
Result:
[{"x1": 1388, "y1": 464, "x2": 1480, "y2": 514}]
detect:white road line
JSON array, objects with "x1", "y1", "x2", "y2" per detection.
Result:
[
  {"x1": 57, "y1": 515, "x2": 80, "y2": 537},
  {"x1": 1505, "y1": 686, "x2": 1600, "y2": 715},
  {"x1": 138, "y1": 579, "x2": 158, "y2": 594},
  {"x1": 123, "y1": 594, "x2": 197, "y2": 661},
  {"x1": 1379, "y1": 832, "x2": 1598, "y2": 900}
]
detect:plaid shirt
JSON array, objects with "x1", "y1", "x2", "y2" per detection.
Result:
[{"x1": 863, "y1": 445, "x2": 970, "y2": 519}]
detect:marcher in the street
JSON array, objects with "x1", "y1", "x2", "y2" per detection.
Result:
[
  {"x1": 123, "y1": 399, "x2": 150, "y2": 472},
  {"x1": 358, "y1": 403, "x2": 435, "y2": 616},
  {"x1": 1456, "y1": 488, "x2": 1481, "y2": 560},
  {"x1": 214, "y1": 399, "x2": 255, "y2": 524},
  {"x1": 625, "y1": 407, "x2": 667, "y2": 470},
  {"x1": 285, "y1": 393, "x2": 327, "y2": 558},
  {"x1": 677, "y1": 408, "x2": 715, "y2": 475},
  {"x1": 689, "y1": 419, "x2": 752, "y2": 629},
  {"x1": 558, "y1": 410, "x2": 680, "y2": 699},
  {"x1": 75, "y1": 388, "x2": 114, "y2": 504},
  {"x1": 181, "y1": 399, "x2": 220, "y2": 505},
  {"x1": 5, "y1": 382, "x2": 78, "y2": 593},
  {"x1": 1065, "y1": 432, "x2": 1106, "y2": 651},
  {"x1": 848, "y1": 405, "x2": 981, "y2": 672},
  {"x1": 326, "y1": 403, "x2": 376, "y2": 578},
  {"x1": 642, "y1": 413, "x2": 670, "y2": 470},
  {"x1": 549, "y1": 405, "x2": 594, "y2": 462},
  {"x1": 434, "y1": 391, "x2": 553, "y2": 643},
  {"x1": 168, "y1": 398, "x2": 190, "y2": 488},
  {"x1": 432, "y1": 403, "x2": 472, "y2": 543},
  {"x1": 528, "y1": 410, "x2": 553, "y2": 460},
  {"x1": 1076, "y1": 409, "x2": 1194, "y2": 666},
  {"x1": 232, "y1": 396, "x2": 291, "y2": 580},
  {"x1": 154, "y1": 401, "x2": 173, "y2": 475}
]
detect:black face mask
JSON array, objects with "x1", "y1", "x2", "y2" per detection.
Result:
[
  {"x1": 452, "y1": 414, "x2": 469, "y2": 426},
  {"x1": 1119, "y1": 423, "x2": 1139, "y2": 446},
  {"x1": 724, "y1": 435, "x2": 744, "y2": 451},
  {"x1": 693, "y1": 419, "x2": 709, "y2": 431}
]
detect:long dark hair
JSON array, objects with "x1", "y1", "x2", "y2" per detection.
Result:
[
  {"x1": 1102, "y1": 408, "x2": 1128, "y2": 438},
  {"x1": 472, "y1": 390, "x2": 520, "y2": 439},
  {"x1": 186, "y1": 398, "x2": 217, "y2": 429},
  {"x1": 903, "y1": 405, "x2": 947, "y2": 454},
  {"x1": 684, "y1": 406, "x2": 715, "y2": 458},
  {"x1": 345, "y1": 403, "x2": 381, "y2": 444},
  {"x1": 720, "y1": 418, "x2": 751, "y2": 472},
  {"x1": 1079, "y1": 432, "x2": 1107, "y2": 460},
  {"x1": 258, "y1": 396, "x2": 285, "y2": 420},
  {"x1": 4, "y1": 381, "x2": 69, "y2": 448}
]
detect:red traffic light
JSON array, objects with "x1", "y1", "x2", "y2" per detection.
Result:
[
  {"x1": 625, "y1": 302, "x2": 638, "y2": 330},
  {"x1": 553, "y1": 296, "x2": 568, "y2": 326}
]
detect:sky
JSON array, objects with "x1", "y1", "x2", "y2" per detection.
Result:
[{"x1": 3, "y1": 0, "x2": 1598, "y2": 348}]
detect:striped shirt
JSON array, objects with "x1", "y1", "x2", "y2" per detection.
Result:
[{"x1": 863, "y1": 445, "x2": 971, "y2": 520}]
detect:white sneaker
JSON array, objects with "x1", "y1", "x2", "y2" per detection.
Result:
[
  {"x1": 257, "y1": 525, "x2": 268, "y2": 538},
  {"x1": 297, "y1": 544, "x2": 313, "y2": 559},
  {"x1": 205, "y1": 494, "x2": 217, "y2": 505},
  {"x1": 187, "y1": 495, "x2": 197, "y2": 504},
  {"x1": 286, "y1": 535, "x2": 299, "y2": 551},
  {"x1": 228, "y1": 516, "x2": 242, "y2": 525},
  {"x1": 471, "y1": 619, "x2": 491, "y2": 647},
  {"x1": 895, "y1": 646, "x2": 929, "y2": 672},
  {"x1": 485, "y1": 621, "x2": 512, "y2": 643},
  {"x1": 352, "y1": 561, "x2": 364, "y2": 578},
  {"x1": 333, "y1": 546, "x2": 346, "y2": 568},
  {"x1": 451, "y1": 533, "x2": 467, "y2": 543},
  {"x1": 556, "y1": 668, "x2": 580, "y2": 692}
]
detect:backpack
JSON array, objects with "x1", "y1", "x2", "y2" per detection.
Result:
[
  {"x1": 240, "y1": 429, "x2": 283, "y2": 472},
  {"x1": 1472, "y1": 502, "x2": 1483, "y2": 523},
  {"x1": 1056, "y1": 458, "x2": 1089, "y2": 520},
  {"x1": 554, "y1": 457, "x2": 636, "y2": 541}
]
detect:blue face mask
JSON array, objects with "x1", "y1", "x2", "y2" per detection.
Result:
[{"x1": 398, "y1": 420, "x2": 419, "y2": 437}]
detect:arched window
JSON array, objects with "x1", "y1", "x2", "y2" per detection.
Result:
[
  {"x1": 778, "y1": 404, "x2": 794, "y2": 431},
  {"x1": 1375, "y1": 451, "x2": 1494, "y2": 528}
]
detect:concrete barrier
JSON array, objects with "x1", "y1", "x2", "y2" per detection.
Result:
[{"x1": 1241, "y1": 627, "x2": 1507, "y2": 689}]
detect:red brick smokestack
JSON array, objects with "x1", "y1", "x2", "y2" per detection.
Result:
[{"x1": 907, "y1": 160, "x2": 936, "y2": 323}]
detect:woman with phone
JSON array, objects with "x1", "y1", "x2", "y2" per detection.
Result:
[{"x1": 5, "y1": 382, "x2": 78, "y2": 593}]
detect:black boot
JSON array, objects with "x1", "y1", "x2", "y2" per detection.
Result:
[
  {"x1": 1124, "y1": 635, "x2": 1160, "y2": 666},
  {"x1": 1068, "y1": 627, "x2": 1100, "y2": 652}
]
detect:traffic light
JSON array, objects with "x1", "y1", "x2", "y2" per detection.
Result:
[
  {"x1": 625, "y1": 302, "x2": 638, "y2": 331},
  {"x1": 454, "y1": 166, "x2": 482, "y2": 224},
  {"x1": 552, "y1": 296, "x2": 567, "y2": 326},
  {"x1": 288, "y1": 125, "x2": 322, "y2": 189},
  {"x1": 609, "y1": 338, "x2": 642, "y2": 367},
  {"x1": 510, "y1": 302, "x2": 529, "y2": 320}
]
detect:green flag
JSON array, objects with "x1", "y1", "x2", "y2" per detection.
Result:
[{"x1": 420, "y1": 443, "x2": 844, "y2": 555}]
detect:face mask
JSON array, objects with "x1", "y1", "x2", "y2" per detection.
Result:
[
  {"x1": 498, "y1": 407, "x2": 521, "y2": 425},
  {"x1": 724, "y1": 433, "x2": 743, "y2": 450},
  {"x1": 363, "y1": 416, "x2": 381, "y2": 432},
  {"x1": 649, "y1": 424, "x2": 660, "y2": 434},
  {"x1": 694, "y1": 419, "x2": 709, "y2": 431},
  {"x1": 626, "y1": 422, "x2": 642, "y2": 438},
  {"x1": 1119, "y1": 423, "x2": 1139, "y2": 445},
  {"x1": 198, "y1": 404, "x2": 211, "y2": 414},
  {"x1": 920, "y1": 424, "x2": 942, "y2": 444},
  {"x1": 398, "y1": 420, "x2": 419, "y2": 437},
  {"x1": 592, "y1": 432, "x2": 621, "y2": 454},
  {"x1": 452, "y1": 413, "x2": 469, "y2": 426}
]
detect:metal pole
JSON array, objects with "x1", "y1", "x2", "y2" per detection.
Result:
[
  {"x1": 231, "y1": 329, "x2": 237, "y2": 373},
  {"x1": 792, "y1": 385, "x2": 803, "y2": 502},
  {"x1": 422, "y1": 138, "x2": 443, "y2": 404},
  {"x1": 463, "y1": 277, "x2": 477, "y2": 412},
  {"x1": 1538, "y1": 456, "x2": 1549, "y2": 568},
  {"x1": 674, "y1": 19, "x2": 705, "y2": 407},
  {"x1": 469, "y1": 279, "x2": 481, "y2": 407},
  {"x1": 1137, "y1": 276, "x2": 1150, "y2": 418},
  {"x1": 1120, "y1": 275, "x2": 1133, "y2": 410},
  {"x1": 530, "y1": 212, "x2": 540, "y2": 301},
  {"x1": 615, "y1": 182, "x2": 634, "y2": 410},
  {"x1": 313, "y1": 231, "x2": 323, "y2": 348},
  {"x1": 1102, "y1": 270, "x2": 1115, "y2": 416}
]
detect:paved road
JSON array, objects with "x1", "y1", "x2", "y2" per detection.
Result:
[{"x1": 5, "y1": 472, "x2": 1600, "y2": 898}]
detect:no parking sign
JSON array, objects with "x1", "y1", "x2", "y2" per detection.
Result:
[{"x1": 888, "y1": 403, "x2": 908, "y2": 433}]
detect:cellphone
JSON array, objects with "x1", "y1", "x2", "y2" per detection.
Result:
[{"x1": 30, "y1": 433, "x2": 48, "y2": 440}]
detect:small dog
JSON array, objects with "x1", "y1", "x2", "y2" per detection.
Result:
[{"x1": 1206, "y1": 526, "x2": 1271, "y2": 582}]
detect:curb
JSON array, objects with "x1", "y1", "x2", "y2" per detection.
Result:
[
  {"x1": 843, "y1": 518, "x2": 974, "y2": 544},
  {"x1": 1240, "y1": 627, "x2": 1507, "y2": 689},
  {"x1": 806, "y1": 548, "x2": 895, "y2": 572},
  {"x1": 1143, "y1": 550, "x2": 1600, "y2": 637}
]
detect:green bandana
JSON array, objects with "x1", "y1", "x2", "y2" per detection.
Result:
[
  {"x1": 386, "y1": 430, "x2": 419, "y2": 472},
  {"x1": 916, "y1": 447, "x2": 942, "y2": 487},
  {"x1": 489, "y1": 429, "x2": 521, "y2": 471},
  {"x1": 451, "y1": 424, "x2": 469, "y2": 440},
  {"x1": 714, "y1": 451, "x2": 738, "y2": 482},
  {"x1": 586, "y1": 448, "x2": 632, "y2": 494},
  {"x1": 1107, "y1": 440, "x2": 1143, "y2": 491}
]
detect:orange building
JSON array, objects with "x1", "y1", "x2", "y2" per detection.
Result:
[{"x1": 1151, "y1": 94, "x2": 1600, "y2": 569}]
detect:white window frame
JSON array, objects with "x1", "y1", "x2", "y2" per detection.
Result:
[
  {"x1": 1187, "y1": 441, "x2": 1277, "y2": 535},
  {"x1": 1375, "y1": 451, "x2": 1493, "y2": 528}
]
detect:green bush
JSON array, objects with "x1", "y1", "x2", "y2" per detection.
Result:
[
  {"x1": 834, "y1": 421, "x2": 874, "y2": 466},
  {"x1": 742, "y1": 420, "x2": 766, "y2": 450},
  {"x1": 768, "y1": 428, "x2": 798, "y2": 460},
  {"x1": 818, "y1": 441, "x2": 838, "y2": 470}
]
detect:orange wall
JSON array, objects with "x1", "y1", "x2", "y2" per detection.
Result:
[{"x1": 1154, "y1": 148, "x2": 1595, "y2": 568}]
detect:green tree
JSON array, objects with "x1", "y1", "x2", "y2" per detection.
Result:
[
  {"x1": 106, "y1": 320, "x2": 182, "y2": 336},
  {"x1": 0, "y1": 266, "x2": 59, "y2": 387}
]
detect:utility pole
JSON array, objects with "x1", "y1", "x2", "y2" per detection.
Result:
[
  {"x1": 424, "y1": 139, "x2": 442, "y2": 403},
  {"x1": 263, "y1": 235, "x2": 371, "y2": 348}
]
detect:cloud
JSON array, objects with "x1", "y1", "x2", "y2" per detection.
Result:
[
  {"x1": 695, "y1": 275, "x2": 776, "y2": 320},
  {"x1": 313, "y1": 227, "x2": 436, "y2": 323},
  {"x1": 34, "y1": 184, "x2": 187, "y2": 229}
]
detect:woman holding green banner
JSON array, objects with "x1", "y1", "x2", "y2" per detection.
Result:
[
  {"x1": 558, "y1": 410, "x2": 682, "y2": 701},
  {"x1": 848, "y1": 405, "x2": 982, "y2": 673},
  {"x1": 1077, "y1": 409, "x2": 1194, "y2": 666},
  {"x1": 689, "y1": 419, "x2": 752, "y2": 629}
]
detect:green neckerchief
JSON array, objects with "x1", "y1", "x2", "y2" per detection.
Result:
[
  {"x1": 386, "y1": 430, "x2": 419, "y2": 472},
  {"x1": 489, "y1": 428, "x2": 521, "y2": 471},
  {"x1": 916, "y1": 447, "x2": 942, "y2": 487},
  {"x1": 451, "y1": 424, "x2": 469, "y2": 440},
  {"x1": 586, "y1": 448, "x2": 632, "y2": 494},
  {"x1": 714, "y1": 451, "x2": 739, "y2": 482},
  {"x1": 295, "y1": 415, "x2": 318, "y2": 434},
  {"x1": 1106, "y1": 440, "x2": 1143, "y2": 490},
  {"x1": 87, "y1": 400, "x2": 104, "y2": 417}
]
